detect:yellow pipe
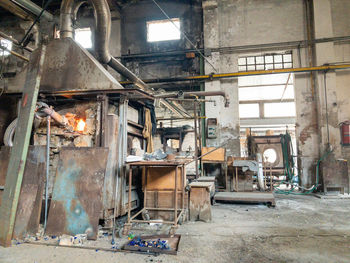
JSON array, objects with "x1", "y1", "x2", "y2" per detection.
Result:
[
  {"x1": 120, "y1": 64, "x2": 350, "y2": 85},
  {"x1": 190, "y1": 64, "x2": 350, "y2": 79}
]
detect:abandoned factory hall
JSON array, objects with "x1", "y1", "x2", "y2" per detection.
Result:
[{"x1": 0, "y1": 0, "x2": 350, "y2": 262}]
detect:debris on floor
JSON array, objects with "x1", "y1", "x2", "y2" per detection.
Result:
[{"x1": 124, "y1": 235, "x2": 181, "y2": 255}]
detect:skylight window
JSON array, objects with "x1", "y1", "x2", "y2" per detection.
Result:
[
  {"x1": 147, "y1": 18, "x2": 181, "y2": 42},
  {"x1": 0, "y1": 39, "x2": 12, "y2": 56},
  {"x1": 74, "y1": 28, "x2": 92, "y2": 48}
]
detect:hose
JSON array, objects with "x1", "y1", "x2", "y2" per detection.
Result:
[
  {"x1": 274, "y1": 146, "x2": 333, "y2": 195},
  {"x1": 3, "y1": 118, "x2": 18, "y2": 146}
]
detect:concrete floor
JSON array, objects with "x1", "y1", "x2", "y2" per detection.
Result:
[{"x1": 1, "y1": 194, "x2": 350, "y2": 263}]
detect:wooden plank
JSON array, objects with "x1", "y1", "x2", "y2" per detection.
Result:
[
  {"x1": 46, "y1": 147, "x2": 109, "y2": 240},
  {"x1": 0, "y1": 46, "x2": 46, "y2": 247},
  {"x1": 201, "y1": 147, "x2": 225, "y2": 162},
  {"x1": 145, "y1": 167, "x2": 184, "y2": 191},
  {"x1": 214, "y1": 192, "x2": 276, "y2": 206}
]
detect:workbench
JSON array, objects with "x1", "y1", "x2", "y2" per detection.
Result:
[{"x1": 123, "y1": 161, "x2": 186, "y2": 235}]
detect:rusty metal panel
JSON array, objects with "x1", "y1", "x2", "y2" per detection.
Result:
[
  {"x1": 0, "y1": 147, "x2": 11, "y2": 207},
  {"x1": 0, "y1": 146, "x2": 46, "y2": 239},
  {"x1": 102, "y1": 114, "x2": 119, "y2": 214},
  {"x1": 13, "y1": 146, "x2": 46, "y2": 239},
  {"x1": 46, "y1": 147, "x2": 108, "y2": 240}
]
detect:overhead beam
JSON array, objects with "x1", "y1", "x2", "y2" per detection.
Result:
[{"x1": 0, "y1": 45, "x2": 46, "y2": 247}]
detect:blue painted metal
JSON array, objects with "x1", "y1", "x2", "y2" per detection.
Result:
[
  {"x1": 52, "y1": 159, "x2": 93, "y2": 236},
  {"x1": 46, "y1": 147, "x2": 109, "y2": 240}
]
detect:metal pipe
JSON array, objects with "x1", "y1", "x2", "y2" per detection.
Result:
[
  {"x1": 194, "y1": 102, "x2": 199, "y2": 179},
  {"x1": 120, "y1": 64, "x2": 350, "y2": 85},
  {"x1": 0, "y1": 45, "x2": 29, "y2": 61},
  {"x1": 11, "y1": 0, "x2": 54, "y2": 21},
  {"x1": 0, "y1": 0, "x2": 34, "y2": 21},
  {"x1": 19, "y1": 0, "x2": 54, "y2": 45},
  {"x1": 60, "y1": 0, "x2": 151, "y2": 92},
  {"x1": 60, "y1": 0, "x2": 142, "y2": 84},
  {"x1": 0, "y1": 31, "x2": 33, "y2": 52},
  {"x1": 155, "y1": 90, "x2": 230, "y2": 107},
  {"x1": 40, "y1": 107, "x2": 68, "y2": 126},
  {"x1": 59, "y1": 0, "x2": 192, "y2": 117},
  {"x1": 108, "y1": 57, "x2": 150, "y2": 90},
  {"x1": 44, "y1": 115, "x2": 50, "y2": 232}
]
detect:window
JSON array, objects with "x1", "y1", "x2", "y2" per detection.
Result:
[
  {"x1": 238, "y1": 53, "x2": 293, "y2": 72},
  {"x1": 238, "y1": 70, "x2": 296, "y2": 119},
  {"x1": 147, "y1": 18, "x2": 180, "y2": 42},
  {"x1": 74, "y1": 28, "x2": 92, "y2": 48},
  {"x1": 264, "y1": 102, "x2": 296, "y2": 117},
  {"x1": 239, "y1": 104, "x2": 260, "y2": 118},
  {"x1": 0, "y1": 39, "x2": 12, "y2": 56}
]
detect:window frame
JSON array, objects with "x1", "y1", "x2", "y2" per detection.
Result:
[{"x1": 238, "y1": 53, "x2": 293, "y2": 72}]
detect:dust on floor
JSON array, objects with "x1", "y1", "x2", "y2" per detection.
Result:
[{"x1": 1, "y1": 194, "x2": 350, "y2": 263}]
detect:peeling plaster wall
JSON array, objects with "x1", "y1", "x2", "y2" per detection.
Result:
[
  {"x1": 202, "y1": 0, "x2": 350, "y2": 187},
  {"x1": 331, "y1": 1, "x2": 350, "y2": 178},
  {"x1": 203, "y1": 0, "x2": 306, "y2": 157}
]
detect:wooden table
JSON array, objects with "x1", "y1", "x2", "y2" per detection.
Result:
[{"x1": 123, "y1": 161, "x2": 186, "y2": 235}]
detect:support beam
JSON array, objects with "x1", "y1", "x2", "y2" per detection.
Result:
[{"x1": 0, "y1": 45, "x2": 46, "y2": 247}]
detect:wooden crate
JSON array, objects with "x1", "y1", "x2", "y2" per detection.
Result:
[
  {"x1": 202, "y1": 147, "x2": 225, "y2": 162},
  {"x1": 145, "y1": 191, "x2": 188, "y2": 221},
  {"x1": 143, "y1": 166, "x2": 185, "y2": 191},
  {"x1": 189, "y1": 182, "x2": 212, "y2": 222}
]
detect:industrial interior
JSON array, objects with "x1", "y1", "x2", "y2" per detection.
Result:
[{"x1": 0, "y1": 0, "x2": 350, "y2": 262}]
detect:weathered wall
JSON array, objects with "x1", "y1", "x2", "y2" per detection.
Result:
[
  {"x1": 203, "y1": 0, "x2": 306, "y2": 157},
  {"x1": 120, "y1": 0, "x2": 202, "y2": 80},
  {"x1": 202, "y1": 0, "x2": 350, "y2": 187},
  {"x1": 0, "y1": 17, "x2": 39, "y2": 91}
]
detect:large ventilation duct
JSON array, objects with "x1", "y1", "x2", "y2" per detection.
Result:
[
  {"x1": 10, "y1": 0, "x2": 54, "y2": 21},
  {"x1": 60, "y1": 0, "x2": 150, "y2": 92},
  {"x1": 59, "y1": 0, "x2": 190, "y2": 117}
]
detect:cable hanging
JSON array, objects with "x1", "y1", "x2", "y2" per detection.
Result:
[{"x1": 151, "y1": 0, "x2": 218, "y2": 73}]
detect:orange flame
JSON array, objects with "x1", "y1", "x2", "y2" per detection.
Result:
[{"x1": 76, "y1": 119, "x2": 86, "y2": 132}]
